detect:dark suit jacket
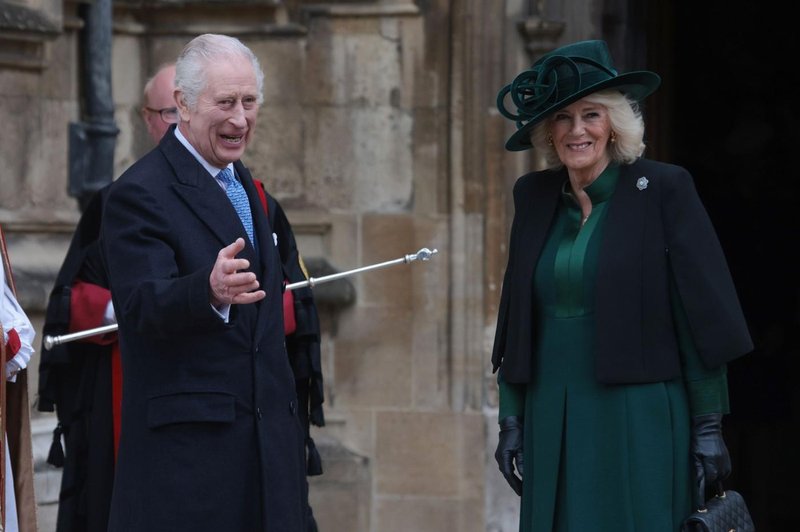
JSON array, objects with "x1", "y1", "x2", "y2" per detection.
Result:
[
  {"x1": 101, "y1": 129, "x2": 307, "y2": 532},
  {"x1": 492, "y1": 158, "x2": 753, "y2": 384}
]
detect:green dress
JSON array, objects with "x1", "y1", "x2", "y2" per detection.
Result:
[{"x1": 499, "y1": 164, "x2": 729, "y2": 532}]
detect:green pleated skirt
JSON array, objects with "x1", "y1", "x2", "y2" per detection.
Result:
[{"x1": 520, "y1": 314, "x2": 694, "y2": 532}]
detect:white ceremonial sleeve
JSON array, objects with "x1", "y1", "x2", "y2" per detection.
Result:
[{"x1": 1, "y1": 265, "x2": 35, "y2": 381}]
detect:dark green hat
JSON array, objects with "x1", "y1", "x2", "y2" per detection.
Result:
[{"x1": 497, "y1": 40, "x2": 661, "y2": 151}]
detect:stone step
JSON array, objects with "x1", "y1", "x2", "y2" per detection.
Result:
[
  {"x1": 31, "y1": 414, "x2": 61, "y2": 530},
  {"x1": 31, "y1": 415, "x2": 62, "y2": 506}
]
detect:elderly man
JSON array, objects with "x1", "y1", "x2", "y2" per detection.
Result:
[{"x1": 101, "y1": 34, "x2": 309, "y2": 531}]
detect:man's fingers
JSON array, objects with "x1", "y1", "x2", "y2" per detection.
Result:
[
  {"x1": 209, "y1": 240, "x2": 262, "y2": 306},
  {"x1": 220, "y1": 258, "x2": 251, "y2": 275},
  {"x1": 224, "y1": 271, "x2": 258, "y2": 288},
  {"x1": 216, "y1": 238, "x2": 250, "y2": 275},
  {"x1": 213, "y1": 273, "x2": 261, "y2": 303},
  {"x1": 231, "y1": 289, "x2": 266, "y2": 305},
  {"x1": 219, "y1": 238, "x2": 246, "y2": 260}
]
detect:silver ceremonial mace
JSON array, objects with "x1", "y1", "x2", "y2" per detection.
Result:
[{"x1": 43, "y1": 247, "x2": 439, "y2": 350}]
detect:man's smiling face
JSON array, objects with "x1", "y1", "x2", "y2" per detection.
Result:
[{"x1": 176, "y1": 54, "x2": 259, "y2": 168}]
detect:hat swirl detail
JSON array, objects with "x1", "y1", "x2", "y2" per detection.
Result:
[{"x1": 497, "y1": 56, "x2": 615, "y2": 131}]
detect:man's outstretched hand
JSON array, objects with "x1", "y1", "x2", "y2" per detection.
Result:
[{"x1": 209, "y1": 238, "x2": 266, "y2": 307}]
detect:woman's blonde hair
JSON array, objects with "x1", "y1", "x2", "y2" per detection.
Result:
[{"x1": 530, "y1": 90, "x2": 646, "y2": 170}]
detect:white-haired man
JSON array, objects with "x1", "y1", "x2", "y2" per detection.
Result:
[{"x1": 101, "y1": 34, "x2": 310, "y2": 532}]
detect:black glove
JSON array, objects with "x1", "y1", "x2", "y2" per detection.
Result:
[
  {"x1": 690, "y1": 413, "x2": 731, "y2": 508},
  {"x1": 495, "y1": 416, "x2": 524, "y2": 496}
]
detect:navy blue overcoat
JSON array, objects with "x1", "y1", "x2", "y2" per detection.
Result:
[{"x1": 101, "y1": 128, "x2": 307, "y2": 532}]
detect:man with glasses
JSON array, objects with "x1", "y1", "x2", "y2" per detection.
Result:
[
  {"x1": 141, "y1": 63, "x2": 178, "y2": 144},
  {"x1": 37, "y1": 62, "x2": 178, "y2": 532}
]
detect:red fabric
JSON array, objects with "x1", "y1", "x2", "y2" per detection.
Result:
[
  {"x1": 111, "y1": 342, "x2": 122, "y2": 461},
  {"x1": 4, "y1": 328, "x2": 20, "y2": 362},
  {"x1": 253, "y1": 178, "x2": 269, "y2": 216},
  {"x1": 282, "y1": 289, "x2": 296, "y2": 335},
  {"x1": 71, "y1": 279, "x2": 121, "y2": 457},
  {"x1": 253, "y1": 179, "x2": 297, "y2": 335},
  {"x1": 70, "y1": 280, "x2": 117, "y2": 345}
]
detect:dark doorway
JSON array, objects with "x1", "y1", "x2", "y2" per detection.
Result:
[
  {"x1": 606, "y1": 1, "x2": 798, "y2": 529},
  {"x1": 663, "y1": 3, "x2": 798, "y2": 530}
]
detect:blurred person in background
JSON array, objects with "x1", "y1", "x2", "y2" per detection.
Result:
[
  {"x1": 37, "y1": 62, "x2": 176, "y2": 532},
  {"x1": 141, "y1": 63, "x2": 178, "y2": 142}
]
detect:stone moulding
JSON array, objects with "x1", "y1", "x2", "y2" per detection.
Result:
[
  {"x1": 0, "y1": 1, "x2": 60, "y2": 70},
  {"x1": 302, "y1": 2, "x2": 420, "y2": 18},
  {"x1": 112, "y1": 0, "x2": 307, "y2": 36}
]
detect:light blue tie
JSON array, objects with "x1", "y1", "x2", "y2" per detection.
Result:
[{"x1": 218, "y1": 167, "x2": 255, "y2": 246}]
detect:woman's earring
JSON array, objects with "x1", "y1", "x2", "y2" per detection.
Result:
[
  {"x1": 610, "y1": 130, "x2": 617, "y2": 143},
  {"x1": 546, "y1": 133, "x2": 554, "y2": 147}
]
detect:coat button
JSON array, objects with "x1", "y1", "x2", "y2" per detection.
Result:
[
  {"x1": 256, "y1": 407, "x2": 263, "y2": 420},
  {"x1": 289, "y1": 401, "x2": 297, "y2": 415}
]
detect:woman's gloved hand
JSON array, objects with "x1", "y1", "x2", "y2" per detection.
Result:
[
  {"x1": 495, "y1": 416, "x2": 524, "y2": 496},
  {"x1": 690, "y1": 413, "x2": 731, "y2": 508}
]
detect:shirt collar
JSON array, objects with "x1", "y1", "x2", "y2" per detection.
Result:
[{"x1": 173, "y1": 126, "x2": 234, "y2": 178}]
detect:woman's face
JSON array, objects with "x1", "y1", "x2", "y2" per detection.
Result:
[{"x1": 549, "y1": 98, "x2": 612, "y2": 176}]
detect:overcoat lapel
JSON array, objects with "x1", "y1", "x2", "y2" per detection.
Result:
[
  {"x1": 160, "y1": 133, "x2": 258, "y2": 266},
  {"x1": 156, "y1": 132, "x2": 282, "y2": 347}
]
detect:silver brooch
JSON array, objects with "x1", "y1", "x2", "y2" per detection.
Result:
[{"x1": 636, "y1": 176, "x2": 649, "y2": 191}]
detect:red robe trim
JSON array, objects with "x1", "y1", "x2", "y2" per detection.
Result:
[{"x1": 70, "y1": 280, "x2": 122, "y2": 459}]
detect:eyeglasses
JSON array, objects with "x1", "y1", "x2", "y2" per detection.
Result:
[{"x1": 144, "y1": 106, "x2": 179, "y2": 124}]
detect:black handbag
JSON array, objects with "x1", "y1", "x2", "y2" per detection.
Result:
[{"x1": 681, "y1": 486, "x2": 755, "y2": 532}]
